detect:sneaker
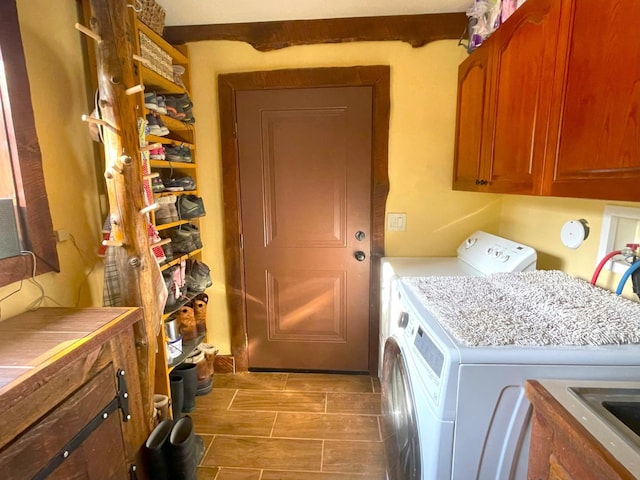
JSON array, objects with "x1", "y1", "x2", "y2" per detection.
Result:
[
  {"x1": 156, "y1": 116, "x2": 170, "y2": 136},
  {"x1": 185, "y1": 259, "x2": 211, "y2": 294},
  {"x1": 151, "y1": 177, "x2": 165, "y2": 193},
  {"x1": 156, "y1": 195, "x2": 179, "y2": 224},
  {"x1": 181, "y1": 223, "x2": 202, "y2": 249},
  {"x1": 165, "y1": 176, "x2": 196, "y2": 191},
  {"x1": 144, "y1": 92, "x2": 158, "y2": 111},
  {"x1": 156, "y1": 95, "x2": 167, "y2": 115},
  {"x1": 162, "y1": 241, "x2": 174, "y2": 262},
  {"x1": 178, "y1": 195, "x2": 205, "y2": 219},
  {"x1": 170, "y1": 228, "x2": 196, "y2": 253},
  {"x1": 165, "y1": 145, "x2": 191, "y2": 163},
  {"x1": 146, "y1": 114, "x2": 164, "y2": 136},
  {"x1": 150, "y1": 147, "x2": 166, "y2": 160},
  {"x1": 164, "y1": 96, "x2": 186, "y2": 120}
]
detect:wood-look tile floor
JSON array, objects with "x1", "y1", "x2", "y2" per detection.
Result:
[{"x1": 192, "y1": 372, "x2": 385, "y2": 480}]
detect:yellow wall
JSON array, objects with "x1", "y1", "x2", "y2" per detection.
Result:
[
  {"x1": 0, "y1": 0, "x2": 104, "y2": 320},
  {"x1": 499, "y1": 196, "x2": 640, "y2": 297}
]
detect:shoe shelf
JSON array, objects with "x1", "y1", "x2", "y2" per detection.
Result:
[
  {"x1": 160, "y1": 248, "x2": 203, "y2": 273},
  {"x1": 150, "y1": 160, "x2": 197, "y2": 170},
  {"x1": 143, "y1": 109, "x2": 194, "y2": 135},
  {"x1": 155, "y1": 190, "x2": 198, "y2": 198},
  {"x1": 141, "y1": 66, "x2": 184, "y2": 95},
  {"x1": 147, "y1": 134, "x2": 195, "y2": 149},
  {"x1": 168, "y1": 333, "x2": 205, "y2": 370},
  {"x1": 156, "y1": 218, "x2": 189, "y2": 231}
]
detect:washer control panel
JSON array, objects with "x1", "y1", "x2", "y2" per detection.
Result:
[{"x1": 457, "y1": 231, "x2": 537, "y2": 274}]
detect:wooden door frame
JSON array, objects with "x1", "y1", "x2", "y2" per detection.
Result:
[{"x1": 219, "y1": 66, "x2": 390, "y2": 374}]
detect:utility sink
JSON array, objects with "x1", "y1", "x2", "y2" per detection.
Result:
[{"x1": 570, "y1": 387, "x2": 640, "y2": 451}]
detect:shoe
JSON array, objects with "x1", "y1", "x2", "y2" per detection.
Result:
[
  {"x1": 162, "y1": 241, "x2": 174, "y2": 262},
  {"x1": 170, "y1": 228, "x2": 197, "y2": 253},
  {"x1": 165, "y1": 176, "x2": 196, "y2": 191},
  {"x1": 178, "y1": 195, "x2": 205, "y2": 219},
  {"x1": 156, "y1": 195, "x2": 179, "y2": 224},
  {"x1": 151, "y1": 177, "x2": 165, "y2": 193},
  {"x1": 142, "y1": 419, "x2": 173, "y2": 480},
  {"x1": 150, "y1": 146, "x2": 166, "y2": 160},
  {"x1": 144, "y1": 92, "x2": 158, "y2": 112},
  {"x1": 185, "y1": 259, "x2": 211, "y2": 294},
  {"x1": 185, "y1": 348, "x2": 213, "y2": 395},
  {"x1": 156, "y1": 95, "x2": 167, "y2": 115},
  {"x1": 165, "y1": 145, "x2": 192, "y2": 163},
  {"x1": 167, "y1": 416, "x2": 205, "y2": 479},
  {"x1": 156, "y1": 116, "x2": 170, "y2": 136},
  {"x1": 176, "y1": 306, "x2": 198, "y2": 342},
  {"x1": 146, "y1": 114, "x2": 167, "y2": 136},
  {"x1": 193, "y1": 295, "x2": 208, "y2": 335},
  {"x1": 164, "y1": 96, "x2": 186, "y2": 120},
  {"x1": 181, "y1": 223, "x2": 202, "y2": 249}
]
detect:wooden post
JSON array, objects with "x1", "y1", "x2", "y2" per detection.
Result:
[{"x1": 86, "y1": 0, "x2": 161, "y2": 447}]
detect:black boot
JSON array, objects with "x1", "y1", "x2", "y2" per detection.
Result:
[
  {"x1": 170, "y1": 375, "x2": 184, "y2": 418},
  {"x1": 142, "y1": 419, "x2": 174, "y2": 480},
  {"x1": 171, "y1": 363, "x2": 198, "y2": 412},
  {"x1": 167, "y1": 416, "x2": 205, "y2": 480}
]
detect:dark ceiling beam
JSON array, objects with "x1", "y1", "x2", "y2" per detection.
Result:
[{"x1": 163, "y1": 13, "x2": 468, "y2": 51}]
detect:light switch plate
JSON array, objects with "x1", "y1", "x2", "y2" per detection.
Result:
[{"x1": 387, "y1": 213, "x2": 407, "y2": 232}]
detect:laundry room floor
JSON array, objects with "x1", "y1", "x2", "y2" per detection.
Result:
[{"x1": 192, "y1": 372, "x2": 385, "y2": 479}]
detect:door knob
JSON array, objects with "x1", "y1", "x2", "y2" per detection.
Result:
[{"x1": 354, "y1": 251, "x2": 366, "y2": 262}]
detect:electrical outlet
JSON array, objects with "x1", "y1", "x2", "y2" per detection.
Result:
[{"x1": 55, "y1": 229, "x2": 70, "y2": 242}]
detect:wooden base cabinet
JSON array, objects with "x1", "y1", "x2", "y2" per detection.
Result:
[
  {"x1": 454, "y1": 0, "x2": 640, "y2": 201},
  {"x1": 526, "y1": 380, "x2": 635, "y2": 480},
  {"x1": 0, "y1": 308, "x2": 148, "y2": 480}
]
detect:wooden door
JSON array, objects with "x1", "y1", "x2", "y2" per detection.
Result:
[
  {"x1": 453, "y1": 45, "x2": 492, "y2": 191},
  {"x1": 236, "y1": 86, "x2": 373, "y2": 371},
  {"x1": 483, "y1": 0, "x2": 561, "y2": 194},
  {"x1": 543, "y1": 0, "x2": 640, "y2": 201}
]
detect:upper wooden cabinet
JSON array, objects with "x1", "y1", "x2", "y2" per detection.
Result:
[
  {"x1": 453, "y1": 0, "x2": 640, "y2": 201},
  {"x1": 543, "y1": 0, "x2": 640, "y2": 201}
]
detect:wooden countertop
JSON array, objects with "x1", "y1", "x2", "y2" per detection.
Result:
[{"x1": 0, "y1": 307, "x2": 142, "y2": 392}]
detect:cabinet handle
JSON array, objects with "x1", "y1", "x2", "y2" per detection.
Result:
[{"x1": 475, "y1": 179, "x2": 488, "y2": 186}]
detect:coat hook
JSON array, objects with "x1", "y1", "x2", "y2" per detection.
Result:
[
  {"x1": 140, "y1": 143, "x2": 162, "y2": 152},
  {"x1": 151, "y1": 238, "x2": 171, "y2": 248},
  {"x1": 133, "y1": 54, "x2": 149, "y2": 65},
  {"x1": 140, "y1": 203, "x2": 159, "y2": 215},
  {"x1": 82, "y1": 114, "x2": 117, "y2": 133},
  {"x1": 127, "y1": 1, "x2": 143, "y2": 13},
  {"x1": 102, "y1": 239, "x2": 123, "y2": 247},
  {"x1": 126, "y1": 84, "x2": 145, "y2": 95},
  {"x1": 143, "y1": 172, "x2": 160, "y2": 180},
  {"x1": 74, "y1": 23, "x2": 102, "y2": 43}
]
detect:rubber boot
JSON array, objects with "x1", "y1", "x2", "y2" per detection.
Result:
[
  {"x1": 170, "y1": 375, "x2": 184, "y2": 419},
  {"x1": 167, "y1": 416, "x2": 205, "y2": 480},
  {"x1": 172, "y1": 363, "x2": 198, "y2": 412},
  {"x1": 142, "y1": 419, "x2": 174, "y2": 480}
]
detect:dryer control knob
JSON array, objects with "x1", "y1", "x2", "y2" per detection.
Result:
[{"x1": 398, "y1": 311, "x2": 409, "y2": 329}]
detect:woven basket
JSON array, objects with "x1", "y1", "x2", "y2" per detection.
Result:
[{"x1": 137, "y1": 0, "x2": 166, "y2": 36}]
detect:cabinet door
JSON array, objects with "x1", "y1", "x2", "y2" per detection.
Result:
[
  {"x1": 543, "y1": 0, "x2": 640, "y2": 201},
  {"x1": 484, "y1": 0, "x2": 562, "y2": 194},
  {"x1": 453, "y1": 45, "x2": 492, "y2": 191}
]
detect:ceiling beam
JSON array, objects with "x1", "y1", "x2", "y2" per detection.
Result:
[{"x1": 163, "y1": 13, "x2": 468, "y2": 51}]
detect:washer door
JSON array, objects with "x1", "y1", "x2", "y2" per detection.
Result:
[{"x1": 381, "y1": 337, "x2": 420, "y2": 480}]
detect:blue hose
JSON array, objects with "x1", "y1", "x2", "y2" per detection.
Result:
[{"x1": 616, "y1": 261, "x2": 640, "y2": 295}]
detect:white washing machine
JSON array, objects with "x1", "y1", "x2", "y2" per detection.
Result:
[
  {"x1": 380, "y1": 233, "x2": 640, "y2": 480},
  {"x1": 379, "y1": 231, "x2": 537, "y2": 378}
]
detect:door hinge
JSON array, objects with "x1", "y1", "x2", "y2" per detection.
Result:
[{"x1": 234, "y1": 122, "x2": 238, "y2": 139}]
